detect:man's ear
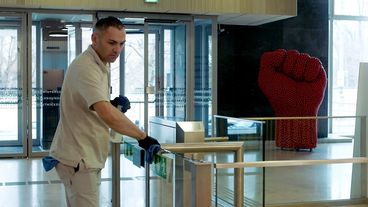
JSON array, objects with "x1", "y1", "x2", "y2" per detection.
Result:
[{"x1": 91, "y1": 33, "x2": 97, "y2": 46}]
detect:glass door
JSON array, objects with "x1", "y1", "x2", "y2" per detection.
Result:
[
  {"x1": 30, "y1": 13, "x2": 93, "y2": 156},
  {"x1": 118, "y1": 17, "x2": 188, "y2": 134},
  {"x1": 147, "y1": 21, "x2": 187, "y2": 121},
  {"x1": 0, "y1": 12, "x2": 216, "y2": 157},
  {"x1": 0, "y1": 14, "x2": 27, "y2": 157},
  {"x1": 101, "y1": 13, "x2": 216, "y2": 137},
  {"x1": 194, "y1": 18, "x2": 215, "y2": 136}
]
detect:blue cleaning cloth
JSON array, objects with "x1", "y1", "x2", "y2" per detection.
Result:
[
  {"x1": 145, "y1": 144, "x2": 161, "y2": 164},
  {"x1": 42, "y1": 156, "x2": 59, "y2": 172}
]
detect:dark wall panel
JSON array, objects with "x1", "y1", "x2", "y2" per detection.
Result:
[{"x1": 217, "y1": 0, "x2": 328, "y2": 137}]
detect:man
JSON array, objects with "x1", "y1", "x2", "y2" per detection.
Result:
[{"x1": 48, "y1": 16, "x2": 160, "y2": 207}]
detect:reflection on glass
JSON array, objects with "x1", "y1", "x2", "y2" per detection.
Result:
[
  {"x1": 0, "y1": 28, "x2": 19, "y2": 143},
  {"x1": 110, "y1": 59, "x2": 120, "y2": 98},
  {"x1": 124, "y1": 33, "x2": 146, "y2": 130},
  {"x1": 81, "y1": 27, "x2": 92, "y2": 51},
  {"x1": 67, "y1": 27, "x2": 76, "y2": 66}
]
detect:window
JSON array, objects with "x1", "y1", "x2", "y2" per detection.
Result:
[{"x1": 330, "y1": 0, "x2": 368, "y2": 135}]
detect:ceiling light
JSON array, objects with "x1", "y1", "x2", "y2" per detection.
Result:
[
  {"x1": 49, "y1": 31, "x2": 68, "y2": 37},
  {"x1": 125, "y1": 28, "x2": 143, "y2": 33}
]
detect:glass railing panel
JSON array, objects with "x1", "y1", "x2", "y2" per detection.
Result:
[
  {"x1": 149, "y1": 151, "x2": 175, "y2": 207},
  {"x1": 257, "y1": 116, "x2": 363, "y2": 164},
  {"x1": 212, "y1": 162, "x2": 367, "y2": 207},
  {"x1": 205, "y1": 152, "x2": 235, "y2": 206},
  {"x1": 212, "y1": 116, "x2": 264, "y2": 206},
  {"x1": 121, "y1": 139, "x2": 179, "y2": 207},
  {"x1": 150, "y1": 152, "x2": 212, "y2": 207},
  {"x1": 215, "y1": 167, "x2": 263, "y2": 207},
  {"x1": 213, "y1": 115, "x2": 364, "y2": 161},
  {"x1": 213, "y1": 115, "x2": 263, "y2": 142},
  {"x1": 120, "y1": 140, "x2": 167, "y2": 207},
  {"x1": 214, "y1": 167, "x2": 235, "y2": 206},
  {"x1": 117, "y1": 115, "x2": 368, "y2": 207},
  {"x1": 203, "y1": 151, "x2": 263, "y2": 207},
  {"x1": 213, "y1": 115, "x2": 264, "y2": 161},
  {"x1": 120, "y1": 138, "x2": 214, "y2": 207},
  {"x1": 212, "y1": 115, "x2": 368, "y2": 206},
  {"x1": 119, "y1": 140, "x2": 148, "y2": 207}
]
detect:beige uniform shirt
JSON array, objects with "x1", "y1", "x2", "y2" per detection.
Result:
[{"x1": 50, "y1": 45, "x2": 110, "y2": 169}]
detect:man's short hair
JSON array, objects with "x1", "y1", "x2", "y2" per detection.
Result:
[{"x1": 94, "y1": 16, "x2": 125, "y2": 32}]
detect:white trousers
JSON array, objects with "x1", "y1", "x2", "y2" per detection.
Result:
[{"x1": 55, "y1": 161, "x2": 101, "y2": 207}]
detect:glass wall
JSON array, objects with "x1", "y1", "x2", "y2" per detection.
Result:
[
  {"x1": 0, "y1": 14, "x2": 26, "y2": 156},
  {"x1": 212, "y1": 115, "x2": 367, "y2": 206},
  {"x1": 330, "y1": 0, "x2": 368, "y2": 135},
  {"x1": 194, "y1": 18, "x2": 213, "y2": 136},
  {"x1": 0, "y1": 11, "x2": 217, "y2": 157}
]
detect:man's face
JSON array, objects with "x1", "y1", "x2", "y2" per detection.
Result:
[{"x1": 92, "y1": 26, "x2": 126, "y2": 64}]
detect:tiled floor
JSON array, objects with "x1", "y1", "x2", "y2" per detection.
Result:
[
  {"x1": 0, "y1": 156, "x2": 149, "y2": 207},
  {"x1": 0, "y1": 140, "x2": 368, "y2": 207}
]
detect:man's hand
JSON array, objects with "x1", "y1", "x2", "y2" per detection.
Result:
[
  {"x1": 138, "y1": 136, "x2": 160, "y2": 151},
  {"x1": 139, "y1": 136, "x2": 161, "y2": 164},
  {"x1": 111, "y1": 95, "x2": 131, "y2": 113}
]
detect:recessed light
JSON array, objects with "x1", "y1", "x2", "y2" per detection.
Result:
[{"x1": 49, "y1": 31, "x2": 67, "y2": 37}]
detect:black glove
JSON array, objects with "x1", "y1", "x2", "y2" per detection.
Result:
[
  {"x1": 111, "y1": 95, "x2": 131, "y2": 113},
  {"x1": 138, "y1": 136, "x2": 160, "y2": 151}
]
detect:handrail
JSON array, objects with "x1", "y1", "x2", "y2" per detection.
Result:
[
  {"x1": 214, "y1": 114, "x2": 365, "y2": 121},
  {"x1": 245, "y1": 116, "x2": 362, "y2": 120},
  {"x1": 161, "y1": 141, "x2": 243, "y2": 153},
  {"x1": 204, "y1": 136, "x2": 229, "y2": 142},
  {"x1": 214, "y1": 114, "x2": 265, "y2": 123},
  {"x1": 215, "y1": 157, "x2": 368, "y2": 169}
]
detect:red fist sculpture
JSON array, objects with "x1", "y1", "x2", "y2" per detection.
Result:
[{"x1": 258, "y1": 49, "x2": 327, "y2": 150}]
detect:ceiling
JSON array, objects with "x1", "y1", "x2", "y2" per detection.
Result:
[
  {"x1": 32, "y1": 12, "x2": 294, "y2": 26},
  {"x1": 32, "y1": 13, "x2": 93, "y2": 23},
  {"x1": 218, "y1": 14, "x2": 294, "y2": 26}
]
